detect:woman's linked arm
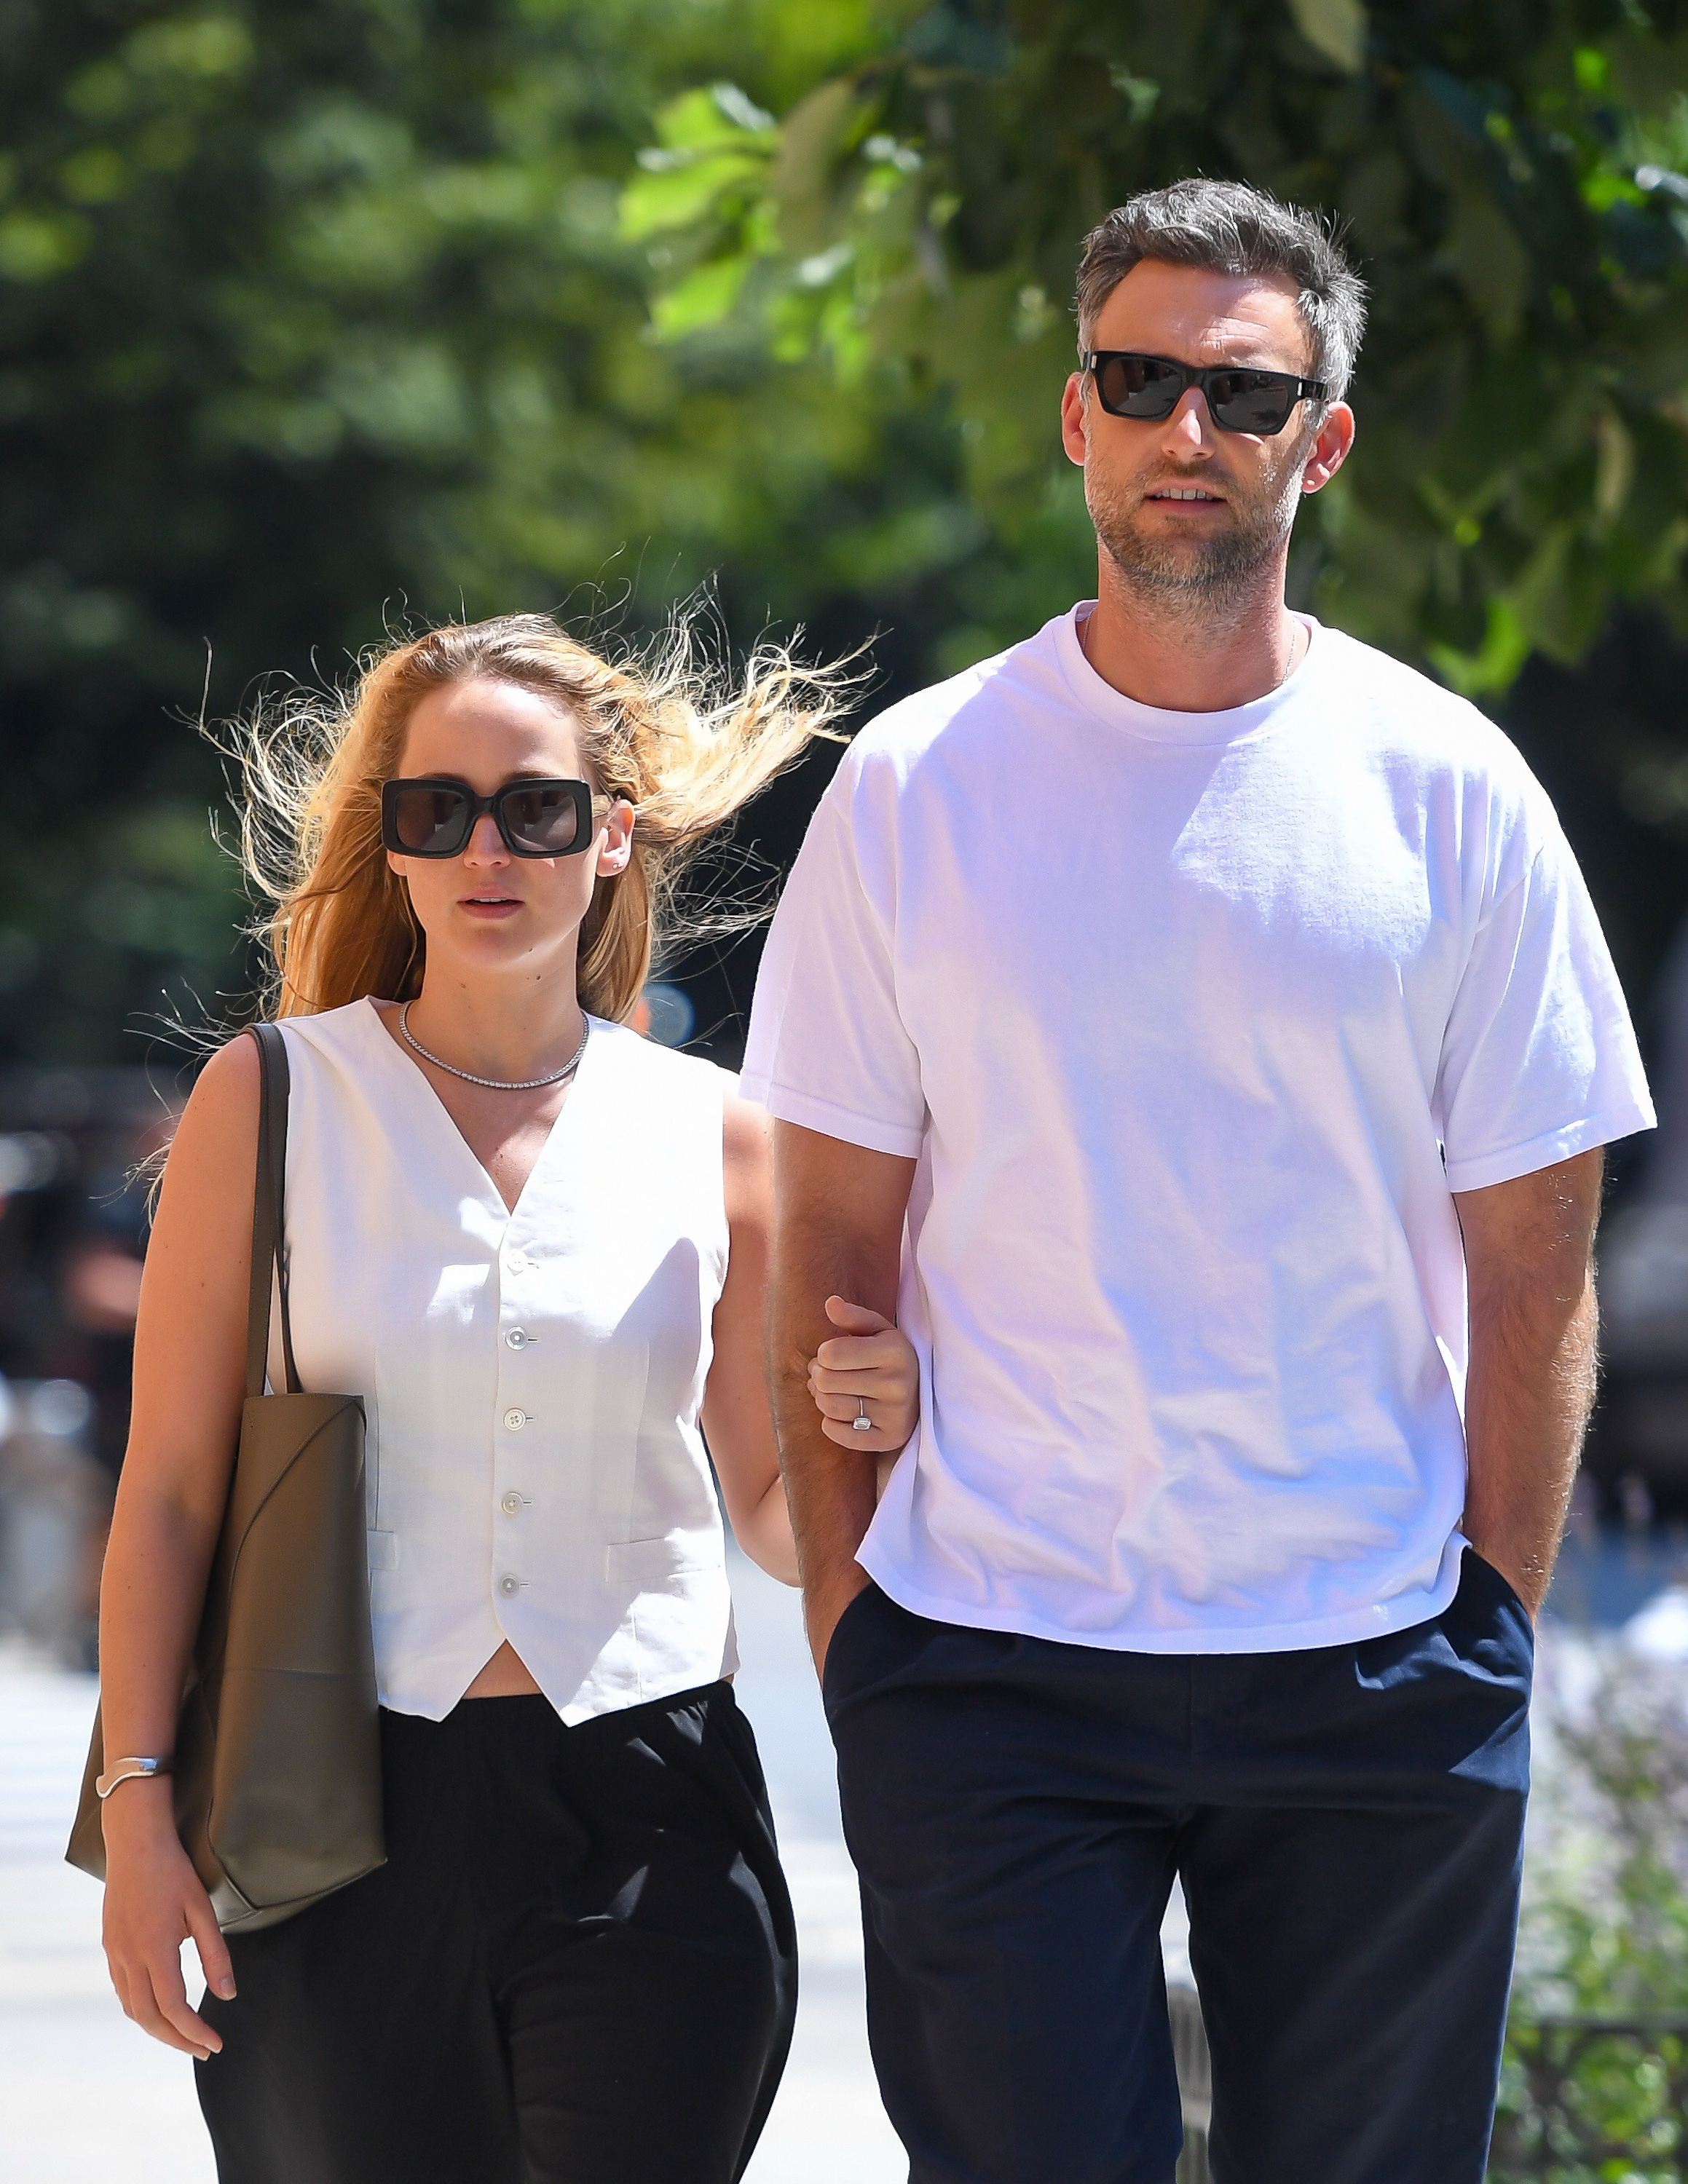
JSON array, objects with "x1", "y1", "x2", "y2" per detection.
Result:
[
  {"x1": 97, "y1": 1034, "x2": 262, "y2": 2060},
  {"x1": 705, "y1": 1092, "x2": 918, "y2": 1587}
]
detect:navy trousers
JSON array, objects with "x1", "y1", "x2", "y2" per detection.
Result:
[{"x1": 824, "y1": 1548, "x2": 1532, "y2": 2184}]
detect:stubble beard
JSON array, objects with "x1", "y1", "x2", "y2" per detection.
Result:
[{"x1": 1086, "y1": 430, "x2": 1311, "y2": 622}]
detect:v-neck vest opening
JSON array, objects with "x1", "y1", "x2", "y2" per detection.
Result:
[
  {"x1": 359, "y1": 996, "x2": 599, "y2": 1226},
  {"x1": 272, "y1": 1002, "x2": 736, "y2": 1726}
]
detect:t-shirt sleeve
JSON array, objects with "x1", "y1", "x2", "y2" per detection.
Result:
[
  {"x1": 1436, "y1": 817, "x2": 1655, "y2": 1192},
  {"x1": 738, "y1": 759, "x2": 926, "y2": 1160}
]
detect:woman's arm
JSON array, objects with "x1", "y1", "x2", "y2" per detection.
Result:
[
  {"x1": 705, "y1": 1096, "x2": 801, "y2": 1583},
  {"x1": 98, "y1": 1034, "x2": 262, "y2": 2060},
  {"x1": 704, "y1": 1093, "x2": 918, "y2": 1586}
]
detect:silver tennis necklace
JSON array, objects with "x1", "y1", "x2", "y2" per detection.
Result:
[{"x1": 399, "y1": 1002, "x2": 589, "y2": 1091}]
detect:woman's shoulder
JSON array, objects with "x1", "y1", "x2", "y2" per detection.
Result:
[
  {"x1": 274, "y1": 996, "x2": 382, "y2": 1057},
  {"x1": 160, "y1": 1029, "x2": 263, "y2": 1200},
  {"x1": 182, "y1": 999, "x2": 381, "y2": 1142},
  {"x1": 189, "y1": 1026, "x2": 263, "y2": 1108}
]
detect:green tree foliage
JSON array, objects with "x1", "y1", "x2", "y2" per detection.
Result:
[
  {"x1": 625, "y1": 0, "x2": 1688, "y2": 692},
  {"x1": 7, "y1": 2, "x2": 1688, "y2": 1063},
  {"x1": 0, "y1": 0, "x2": 961, "y2": 1061}
]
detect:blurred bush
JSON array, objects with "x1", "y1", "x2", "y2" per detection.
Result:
[
  {"x1": 1494, "y1": 2020, "x2": 1687, "y2": 2177},
  {"x1": 1498, "y1": 1645, "x2": 1688, "y2": 2177}
]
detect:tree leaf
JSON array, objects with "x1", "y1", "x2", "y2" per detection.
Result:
[
  {"x1": 652, "y1": 84, "x2": 775, "y2": 154},
  {"x1": 1448, "y1": 189, "x2": 1529, "y2": 345},
  {"x1": 770, "y1": 77, "x2": 869, "y2": 256},
  {"x1": 1287, "y1": 0, "x2": 1368, "y2": 74},
  {"x1": 650, "y1": 251, "x2": 754, "y2": 338},
  {"x1": 618, "y1": 151, "x2": 767, "y2": 242}
]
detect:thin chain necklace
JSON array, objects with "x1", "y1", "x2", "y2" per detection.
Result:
[{"x1": 399, "y1": 1002, "x2": 589, "y2": 1091}]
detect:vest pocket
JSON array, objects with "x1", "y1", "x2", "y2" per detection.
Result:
[{"x1": 605, "y1": 1533, "x2": 720, "y2": 1583}]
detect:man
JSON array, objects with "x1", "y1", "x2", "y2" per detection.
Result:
[{"x1": 743, "y1": 180, "x2": 1655, "y2": 2184}]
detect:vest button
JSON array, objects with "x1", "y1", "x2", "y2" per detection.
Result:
[
  {"x1": 497, "y1": 1574, "x2": 521, "y2": 1598},
  {"x1": 500, "y1": 1492, "x2": 524, "y2": 1517},
  {"x1": 505, "y1": 1329, "x2": 528, "y2": 1349},
  {"x1": 502, "y1": 1408, "x2": 526, "y2": 1432}
]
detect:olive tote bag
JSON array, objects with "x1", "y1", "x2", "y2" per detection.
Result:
[{"x1": 66, "y1": 1021, "x2": 385, "y2": 1931}]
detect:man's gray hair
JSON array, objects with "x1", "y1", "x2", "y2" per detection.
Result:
[{"x1": 1074, "y1": 179, "x2": 1368, "y2": 403}]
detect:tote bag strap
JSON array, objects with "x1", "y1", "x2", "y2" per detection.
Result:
[{"x1": 245, "y1": 1022, "x2": 300, "y2": 1399}]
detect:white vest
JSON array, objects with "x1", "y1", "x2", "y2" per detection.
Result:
[{"x1": 273, "y1": 1000, "x2": 737, "y2": 1725}]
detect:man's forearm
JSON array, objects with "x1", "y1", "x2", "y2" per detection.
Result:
[
  {"x1": 1456, "y1": 1151, "x2": 1604, "y2": 1618},
  {"x1": 770, "y1": 1336, "x2": 879, "y2": 1662},
  {"x1": 767, "y1": 1122, "x2": 915, "y2": 1672},
  {"x1": 766, "y1": 1241, "x2": 889, "y2": 1668},
  {"x1": 1462, "y1": 1279, "x2": 1596, "y2": 1615}
]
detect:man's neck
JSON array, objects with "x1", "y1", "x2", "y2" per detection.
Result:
[{"x1": 1078, "y1": 553, "x2": 1306, "y2": 713}]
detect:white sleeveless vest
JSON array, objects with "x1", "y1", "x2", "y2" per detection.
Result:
[{"x1": 273, "y1": 1000, "x2": 737, "y2": 1725}]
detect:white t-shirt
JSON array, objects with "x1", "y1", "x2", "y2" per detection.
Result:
[{"x1": 741, "y1": 607, "x2": 1655, "y2": 1653}]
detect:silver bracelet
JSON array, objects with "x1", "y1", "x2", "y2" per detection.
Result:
[{"x1": 95, "y1": 1755, "x2": 174, "y2": 1800}]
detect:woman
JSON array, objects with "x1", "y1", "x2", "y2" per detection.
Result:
[{"x1": 95, "y1": 612, "x2": 919, "y2": 2183}]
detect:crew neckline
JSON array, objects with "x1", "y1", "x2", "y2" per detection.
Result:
[{"x1": 1056, "y1": 603, "x2": 1322, "y2": 748}]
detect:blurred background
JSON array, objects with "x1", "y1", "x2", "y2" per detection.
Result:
[{"x1": 6, "y1": 1, "x2": 1688, "y2": 2175}]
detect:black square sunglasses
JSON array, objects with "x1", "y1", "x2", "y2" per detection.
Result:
[
  {"x1": 381, "y1": 777, "x2": 623, "y2": 860},
  {"x1": 1086, "y1": 352, "x2": 1327, "y2": 436}
]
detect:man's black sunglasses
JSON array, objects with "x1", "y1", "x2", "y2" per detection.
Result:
[
  {"x1": 381, "y1": 777, "x2": 623, "y2": 860},
  {"x1": 1085, "y1": 352, "x2": 1327, "y2": 436}
]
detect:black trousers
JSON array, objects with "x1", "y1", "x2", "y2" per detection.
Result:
[
  {"x1": 196, "y1": 1682, "x2": 797, "y2": 2184},
  {"x1": 824, "y1": 1550, "x2": 1533, "y2": 2184}
]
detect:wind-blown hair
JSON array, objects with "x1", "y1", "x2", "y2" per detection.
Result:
[
  {"x1": 225, "y1": 609, "x2": 857, "y2": 1024},
  {"x1": 1074, "y1": 179, "x2": 1368, "y2": 403}
]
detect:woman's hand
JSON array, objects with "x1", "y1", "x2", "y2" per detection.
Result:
[
  {"x1": 808, "y1": 1296, "x2": 920, "y2": 1454},
  {"x1": 100, "y1": 1781, "x2": 234, "y2": 2061}
]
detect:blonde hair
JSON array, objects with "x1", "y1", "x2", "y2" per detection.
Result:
[{"x1": 226, "y1": 610, "x2": 857, "y2": 1023}]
